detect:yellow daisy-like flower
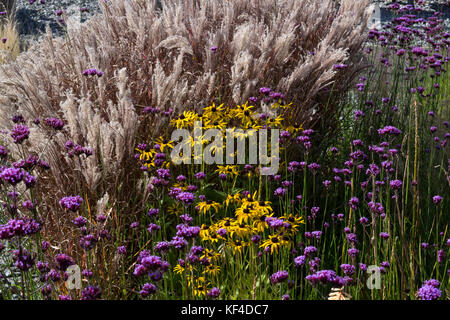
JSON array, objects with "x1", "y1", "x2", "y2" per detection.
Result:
[
  {"x1": 217, "y1": 217, "x2": 235, "y2": 229},
  {"x1": 191, "y1": 277, "x2": 210, "y2": 297},
  {"x1": 135, "y1": 147, "x2": 156, "y2": 169},
  {"x1": 200, "y1": 249, "x2": 221, "y2": 262},
  {"x1": 234, "y1": 102, "x2": 254, "y2": 126},
  {"x1": 247, "y1": 121, "x2": 263, "y2": 131},
  {"x1": 204, "y1": 118, "x2": 227, "y2": 130},
  {"x1": 174, "y1": 263, "x2": 196, "y2": 274},
  {"x1": 228, "y1": 239, "x2": 248, "y2": 254},
  {"x1": 215, "y1": 165, "x2": 239, "y2": 177},
  {"x1": 199, "y1": 224, "x2": 211, "y2": 239},
  {"x1": 167, "y1": 203, "x2": 183, "y2": 215},
  {"x1": 170, "y1": 110, "x2": 199, "y2": 129},
  {"x1": 202, "y1": 103, "x2": 226, "y2": 120},
  {"x1": 154, "y1": 136, "x2": 174, "y2": 151},
  {"x1": 235, "y1": 202, "x2": 260, "y2": 224},
  {"x1": 225, "y1": 193, "x2": 242, "y2": 207},
  {"x1": 280, "y1": 102, "x2": 294, "y2": 110},
  {"x1": 228, "y1": 127, "x2": 258, "y2": 142},
  {"x1": 203, "y1": 264, "x2": 221, "y2": 277},
  {"x1": 242, "y1": 191, "x2": 258, "y2": 203},
  {"x1": 202, "y1": 231, "x2": 221, "y2": 243},
  {"x1": 252, "y1": 213, "x2": 273, "y2": 233},
  {"x1": 235, "y1": 206, "x2": 253, "y2": 224},
  {"x1": 260, "y1": 234, "x2": 285, "y2": 254},
  {"x1": 255, "y1": 200, "x2": 273, "y2": 215},
  {"x1": 266, "y1": 115, "x2": 284, "y2": 128},
  {"x1": 197, "y1": 200, "x2": 221, "y2": 215},
  {"x1": 281, "y1": 213, "x2": 305, "y2": 233},
  {"x1": 229, "y1": 222, "x2": 255, "y2": 238},
  {"x1": 286, "y1": 122, "x2": 304, "y2": 134}
]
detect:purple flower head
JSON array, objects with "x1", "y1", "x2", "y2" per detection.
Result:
[
  {"x1": 176, "y1": 224, "x2": 200, "y2": 239},
  {"x1": 333, "y1": 64, "x2": 348, "y2": 69},
  {"x1": 438, "y1": 249, "x2": 445, "y2": 264},
  {"x1": 41, "y1": 241, "x2": 50, "y2": 252},
  {"x1": 147, "y1": 208, "x2": 159, "y2": 218},
  {"x1": 44, "y1": 118, "x2": 64, "y2": 130},
  {"x1": 186, "y1": 185, "x2": 197, "y2": 192},
  {"x1": 432, "y1": 195, "x2": 443, "y2": 204},
  {"x1": 380, "y1": 232, "x2": 390, "y2": 239},
  {"x1": 340, "y1": 264, "x2": 356, "y2": 276},
  {"x1": 81, "y1": 269, "x2": 93, "y2": 278},
  {"x1": 194, "y1": 171, "x2": 206, "y2": 180},
  {"x1": 72, "y1": 216, "x2": 87, "y2": 227},
  {"x1": 207, "y1": 287, "x2": 221, "y2": 299},
  {"x1": 423, "y1": 279, "x2": 440, "y2": 288},
  {"x1": 251, "y1": 235, "x2": 261, "y2": 244},
  {"x1": 154, "y1": 241, "x2": 171, "y2": 253},
  {"x1": 306, "y1": 270, "x2": 345, "y2": 287},
  {"x1": 176, "y1": 192, "x2": 195, "y2": 206},
  {"x1": 10, "y1": 124, "x2": 30, "y2": 144},
  {"x1": 259, "y1": 87, "x2": 271, "y2": 95},
  {"x1": 117, "y1": 246, "x2": 127, "y2": 255},
  {"x1": 79, "y1": 234, "x2": 98, "y2": 250},
  {"x1": 54, "y1": 254, "x2": 75, "y2": 271},
  {"x1": 346, "y1": 233, "x2": 358, "y2": 244},
  {"x1": 304, "y1": 246, "x2": 318, "y2": 257},
  {"x1": 217, "y1": 228, "x2": 227, "y2": 237},
  {"x1": 0, "y1": 167, "x2": 24, "y2": 185},
  {"x1": 347, "y1": 248, "x2": 359, "y2": 258},
  {"x1": 0, "y1": 218, "x2": 41, "y2": 239},
  {"x1": 417, "y1": 283, "x2": 441, "y2": 300},
  {"x1": 378, "y1": 126, "x2": 402, "y2": 136},
  {"x1": 349, "y1": 197, "x2": 359, "y2": 210},
  {"x1": 308, "y1": 163, "x2": 321, "y2": 172},
  {"x1": 36, "y1": 261, "x2": 49, "y2": 273},
  {"x1": 59, "y1": 195, "x2": 83, "y2": 212},
  {"x1": 358, "y1": 216, "x2": 368, "y2": 225},
  {"x1": 273, "y1": 187, "x2": 287, "y2": 197},
  {"x1": 270, "y1": 270, "x2": 289, "y2": 284},
  {"x1": 147, "y1": 223, "x2": 161, "y2": 234},
  {"x1": 81, "y1": 286, "x2": 102, "y2": 300},
  {"x1": 156, "y1": 168, "x2": 170, "y2": 179},
  {"x1": 171, "y1": 236, "x2": 188, "y2": 250},
  {"x1": 134, "y1": 252, "x2": 168, "y2": 277},
  {"x1": 294, "y1": 255, "x2": 306, "y2": 267},
  {"x1": 140, "y1": 283, "x2": 158, "y2": 297},
  {"x1": 389, "y1": 179, "x2": 403, "y2": 190},
  {"x1": 311, "y1": 231, "x2": 322, "y2": 240},
  {"x1": 13, "y1": 249, "x2": 35, "y2": 271}
]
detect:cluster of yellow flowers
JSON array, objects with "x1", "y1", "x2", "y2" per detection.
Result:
[
  {"x1": 201, "y1": 191, "x2": 304, "y2": 254},
  {"x1": 136, "y1": 101, "x2": 303, "y2": 170},
  {"x1": 136, "y1": 100, "x2": 305, "y2": 297}
]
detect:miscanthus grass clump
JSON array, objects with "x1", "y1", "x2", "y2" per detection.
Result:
[{"x1": 0, "y1": 1, "x2": 448, "y2": 300}]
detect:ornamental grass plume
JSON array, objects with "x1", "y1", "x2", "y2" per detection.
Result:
[{"x1": 0, "y1": 3, "x2": 20, "y2": 64}]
